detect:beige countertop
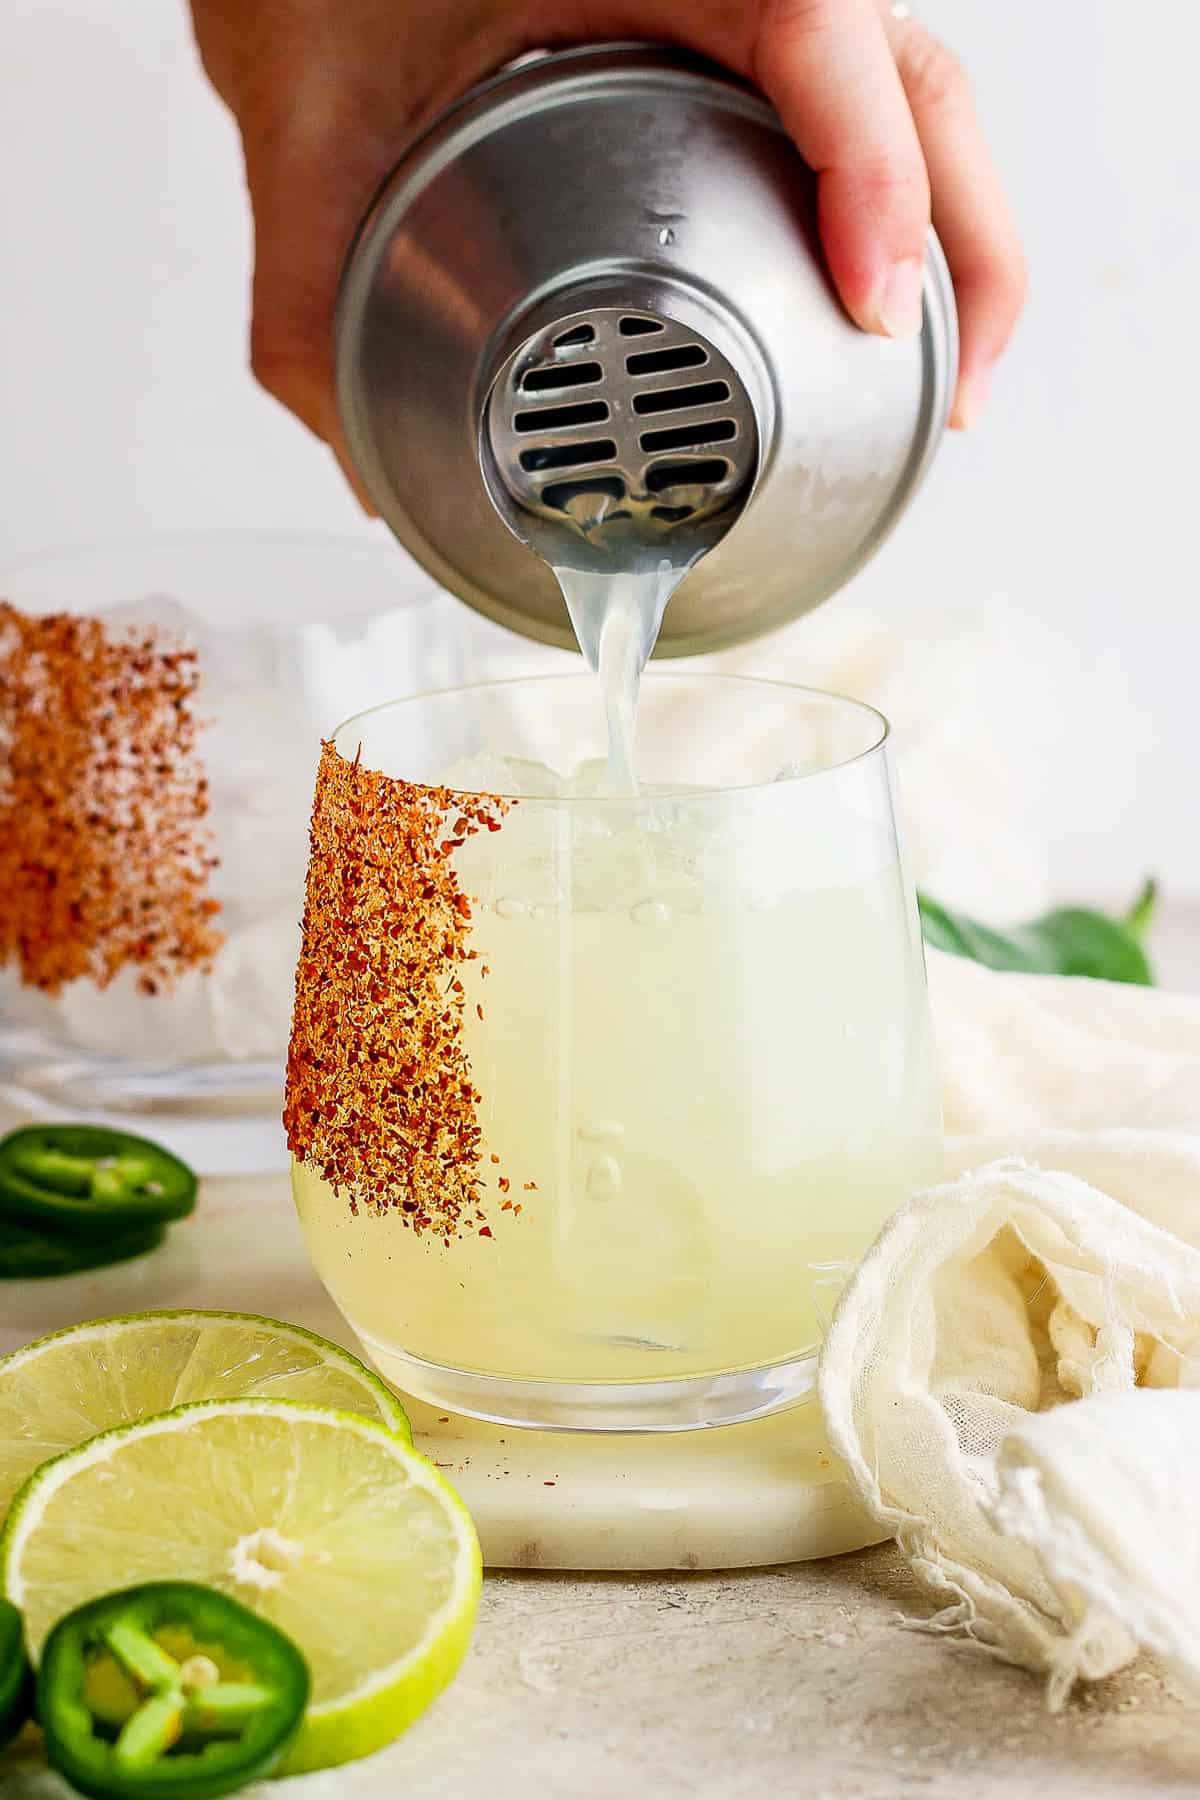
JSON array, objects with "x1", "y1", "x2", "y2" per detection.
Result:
[
  {"x1": 5, "y1": 1542, "x2": 1197, "y2": 1800},
  {"x1": 395, "y1": 1553, "x2": 1199, "y2": 1800},
  {"x1": 2, "y1": 905, "x2": 1198, "y2": 1799}
]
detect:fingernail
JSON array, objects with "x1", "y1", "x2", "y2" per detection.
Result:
[
  {"x1": 874, "y1": 258, "x2": 925, "y2": 338},
  {"x1": 950, "y1": 367, "x2": 991, "y2": 430}
]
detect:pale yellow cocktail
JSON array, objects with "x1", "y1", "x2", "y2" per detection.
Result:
[{"x1": 288, "y1": 676, "x2": 941, "y2": 1429}]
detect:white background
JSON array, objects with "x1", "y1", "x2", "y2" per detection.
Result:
[{"x1": 2, "y1": 1, "x2": 1197, "y2": 904}]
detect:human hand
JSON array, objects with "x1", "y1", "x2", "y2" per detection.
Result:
[{"x1": 189, "y1": 0, "x2": 1026, "y2": 502}]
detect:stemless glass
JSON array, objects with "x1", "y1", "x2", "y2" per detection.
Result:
[
  {"x1": 0, "y1": 535, "x2": 460, "y2": 1172},
  {"x1": 289, "y1": 673, "x2": 942, "y2": 1429}
]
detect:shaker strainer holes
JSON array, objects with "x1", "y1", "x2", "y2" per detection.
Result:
[
  {"x1": 518, "y1": 439, "x2": 619, "y2": 473},
  {"x1": 639, "y1": 418, "x2": 738, "y2": 453},
  {"x1": 645, "y1": 459, "x2": 730, "y2": 493},
  {"x1": 624, "y1": 343, "x2": 708, "y2": 377},
  {"x1": 512, "y1": 400, "x2": 610, "y2": 433},
  {"x1": 631, "y1": 380, "x2": 732, "y2": 416},
  {"x1": 540, "y1": 474, "x2": 627, "y2": 513},
  {"x1": 521, "y1": 360, "x2": 603, "y2": 393}
]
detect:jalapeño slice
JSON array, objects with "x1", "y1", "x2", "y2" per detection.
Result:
[
  {"x1": 0, "y1": 1597, "x2": 32, "y2": 1745},
  {"x1": 39, "y1": 1583, "x2": 309, "y2": 1800},
  {"x1": 0, "y1": 1217, "x2": 165, "y2": 1281},
  {"x1": 0, "y1": 1126, "x2": 197, "y2": 1238}
]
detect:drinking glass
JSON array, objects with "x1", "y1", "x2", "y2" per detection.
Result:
[
  {"x1": 289, "y1": 673, "x2": 942, "y2": 1429},
  {"x1": 0, "y1": 535, "x2": 460, "y2": 1172}
]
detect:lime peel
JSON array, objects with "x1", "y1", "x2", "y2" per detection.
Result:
[
  {"x1": 0, "y1": 1308, "x2": 411, "y2": 1523},
  {"x1": 1, "y1": 1397, "x2": 481, "y2": 1774}
]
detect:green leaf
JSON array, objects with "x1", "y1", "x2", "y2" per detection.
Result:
[
  {"x1": 917, "y1": 882, "x2": 1157, "y2": 986},
  {"x1": 1123, "y1": 876, "x2": 1158, "y2": 943}
]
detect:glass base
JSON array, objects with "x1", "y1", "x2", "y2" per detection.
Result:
[
  {"x1": 0, "y1": 1027, "x2": 288, "y2": 1176},
  {"x1": 351, "y1": 1328, "x2": 818, "y2": 1433}
]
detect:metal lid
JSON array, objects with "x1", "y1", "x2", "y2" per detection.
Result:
[{"x1": 335, "y1": 43, "x2": 957, "y2": 658}]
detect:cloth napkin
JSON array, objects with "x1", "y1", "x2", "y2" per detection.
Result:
[{"x1": 819, "y1": 948, "x2": 1200, "y2": 1705}]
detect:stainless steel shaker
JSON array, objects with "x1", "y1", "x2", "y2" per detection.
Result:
[{"x1": 335, "y1": 42, "x2": 957, "y2": 658}]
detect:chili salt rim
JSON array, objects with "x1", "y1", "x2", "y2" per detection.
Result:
[{"x1": 284, "y1": 739, "x2": 518, "y2": 1239}]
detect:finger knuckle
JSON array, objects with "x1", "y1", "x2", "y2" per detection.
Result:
[
  {"x1": 995, "y1": 252, "x2": 1030, "y2": 329},
  {"x1": 901, "y1": 35, "x2": 969, "y2": 113},
  {"x1": 1004, "y1": 249, "x2": 1031, "y2": 316},
  {"x1": 248, "y1": 335, "x2": 292, "y2": 402},
  {"x1": 979, "y1": 241, "x2": 1030, "y2": 316},
  {"x1": 760, "y1": 0, "x2": 837, "y2": 44},
  {"x1": 959, "y1": 244, "x2": 1030, "y2": 347},
  {"x1": 248, "y1": 329, "x2": 319, "y2": 412},
  {"x1": 847, "y1": 153, "x2": 932, "y2": 229}
]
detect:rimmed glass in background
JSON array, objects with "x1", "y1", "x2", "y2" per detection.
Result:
[
  {"x1": 0, "y1": 535, "x2": 460, "y2": 1173},
  {"x1": 291, "y1": 673, "x2": 942, "y2": 1430}
]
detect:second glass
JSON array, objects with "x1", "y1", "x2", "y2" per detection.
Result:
[
  {"x1": 0, "y1": 535, "x2": 459, "y2": 1172},
  {"x1": 289, "y1": 673, "x2": 942, "y2": 1430}
]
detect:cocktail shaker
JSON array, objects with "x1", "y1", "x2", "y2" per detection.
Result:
[{"x1": 335, "y1": 43, "x2": 957, "y2": 657}]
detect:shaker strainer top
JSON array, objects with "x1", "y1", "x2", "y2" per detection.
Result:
[
  {"x1": 335, "y1": 42, "x2": 957, "y2": 657},
  {"x1": 482, "y1": 304, "x2": 759, "y2": 574}
]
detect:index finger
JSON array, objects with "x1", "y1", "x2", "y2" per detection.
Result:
[{"x1": 755, "y1": 0, "x2": 931, "y2": 337}]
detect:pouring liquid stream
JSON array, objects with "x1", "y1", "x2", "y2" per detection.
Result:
[{"x1": 553, "y1": 561, "x2": 692, "y2": 794}]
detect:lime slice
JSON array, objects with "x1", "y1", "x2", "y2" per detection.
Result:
[
  {"x1": 0, "y1": 1310, "x2": 410, "y2": 1520},
  {"x1": 2, "y1": 1399, "x2": 481, "y2": 1773}
]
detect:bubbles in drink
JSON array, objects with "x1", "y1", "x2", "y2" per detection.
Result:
[
  {"x1": 631, "y1": 899, "x2": 670, "y2": 927},
  {"x1": 586, "y1": 1154, "x2": 623, "y2": 1202},
  {"x1": 578, "y1": 1119, "x2": 625, "y2": 1144}
]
